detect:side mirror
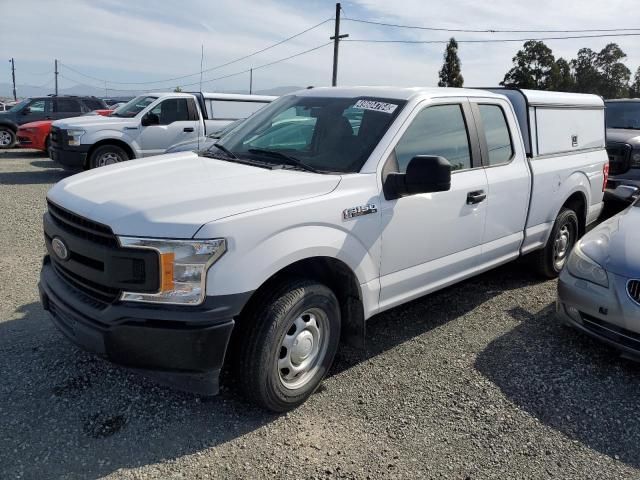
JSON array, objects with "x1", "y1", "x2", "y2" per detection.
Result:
[
  {"x1": 21, "y1": 107, "x2": 31, "y2": 115},
  {"x1": 141, "y1": 113, "x2": 160, "y2": 126},
  {"x1": 384, "y1": 155, "x2": 452, "y2": 200}
]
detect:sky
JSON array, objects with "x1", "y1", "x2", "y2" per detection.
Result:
[{"x1": 1, "y1": 0, "x2": 639, "y2": 95}]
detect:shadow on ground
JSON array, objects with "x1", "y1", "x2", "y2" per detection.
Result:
[
  {"x1": 0, "y1": 158, "x2": 71, "y2": 185},
  {"x1": 475, "y1": 302, "x2": 640, "y2": 469}
]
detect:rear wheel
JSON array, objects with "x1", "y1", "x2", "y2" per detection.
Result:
[
  {"x1": 235, "y1": 279, "x2": 341, "y2": 412},
  {"x1": 89, "y1": 144, "x2": 129, "y2": 169},
  {"x1": 0, "y1": 127, "x2": 16, "y2": 149},
  {"x1": 534, "y1": 208, "x2": 579, "y2": 278}
]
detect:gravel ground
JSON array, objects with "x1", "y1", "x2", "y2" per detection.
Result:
[{"x1": 0, "y1": 149, "x2": 638, "y2": 480}]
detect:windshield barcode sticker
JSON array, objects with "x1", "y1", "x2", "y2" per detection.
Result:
[{"x1": 353, "y1": 100, "x2": 398, "y2": 114}]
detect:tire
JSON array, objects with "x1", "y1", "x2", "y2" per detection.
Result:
[
  {"x1": 533, "y1": 208, "x2": 579, "y2": 278},
  {"x1": 44, "y1": 135, "x2": 50, "y2": 154},
  {"x1": 235, "y1": 279, "x2": 341, "y2": 412},
  {"x1": 89, "y1": 144, "x2": 129, "y2": 169},
  {"x1": 0, "y1": 127, "x2": 16, "y2": 149}
]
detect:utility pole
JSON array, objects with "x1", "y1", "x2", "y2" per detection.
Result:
[
  {"x1": 10, "y1": 58, "x2": 17, "y2": 101},
  {"x1": 249, "y1": 68, "x2": 253, "y2": 94},
  {"x1": 330, "y1": 2, "x2": 348, "y2": 86},
  {"x1": 54, "y1": 59, "x2": 59, "y2": 96}
]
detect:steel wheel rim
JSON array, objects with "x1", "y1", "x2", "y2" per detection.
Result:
[
  {"x1": 553, "y1": 223, "x2": 574, "y2": 270},
  {"x1": 97, "y1": 151, "x2": 122, "y2": 167},
  {"x1": 0, "y1": 130, "x2": 11, "y2": 146},
  {"x1": 276, "y1": 307, "x2": 330, "y2": 390}
]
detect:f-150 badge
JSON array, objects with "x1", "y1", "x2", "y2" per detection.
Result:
[{"x1": 343, "y1": 204, "x2": 378, "y2": 220}]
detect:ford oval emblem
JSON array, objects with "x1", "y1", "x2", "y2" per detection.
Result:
[{"x1": 51, "y1": 237, "x2": 69, "y2": 261}]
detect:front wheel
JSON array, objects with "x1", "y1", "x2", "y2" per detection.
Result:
[
  {"x1": 236, "y1": 279, "x2": 341, "y2": 412},
  {"x1": 534, "y1": 208, "x2": 579, "y2": 278},
  {"x1": 0, "y1": 127, "x2": 16, "y2": 149},
  {"x1": 89, "y1": 144, "x2": 129, "y2": 169}
]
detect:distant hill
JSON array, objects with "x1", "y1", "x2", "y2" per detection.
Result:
[{"x1": 0, "y1": 82, "x2": 303, "y2": 99}]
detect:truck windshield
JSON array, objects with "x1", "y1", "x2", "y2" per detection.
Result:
[
  {"x1": 111, "y1": 95, "x2": 158, "y2": 118},
  {"x1": 606, "y1": 102, "x2": 640, "y2": 129},
  {"x1": 214, "y1": 95, "x2": 406, "y2": 173}
]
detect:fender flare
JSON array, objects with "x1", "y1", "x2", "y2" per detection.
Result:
[{"x1": 0, "y1": 119, "x2": 18, "y2": 132}]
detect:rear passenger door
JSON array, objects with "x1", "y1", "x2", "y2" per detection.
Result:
[
  {"x1": 469, "y1": 99, "x2": 530, "y2": 266},
  {"x1": 378, "y1": 99, "x2": 489, "y2": 310},
  {"x1": 53, "y1": 98, "x2": 84, "y2": 120}
]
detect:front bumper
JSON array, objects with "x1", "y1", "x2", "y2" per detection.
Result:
[
  {"x1": 39, "y1": 258, "x2": 249, "y2": 395},
  {"x1": 556, "y1": 268, "x2": 640, "y2": 359},
  {"x1": 49, "y1": 145, "x2": 89, "y2": 169}
]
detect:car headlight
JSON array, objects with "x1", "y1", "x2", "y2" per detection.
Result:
[
  {"x1": 21, "y1": 128, "x2": 36, "y2": 134},
  {"x1": 67, "y1": 129, "x2": 85, "y2": 146},
  {"x1": 566, "y1": 242, "x2": 609, "y2": 288},
  {"x1": 118, "y1": 237, "x2": 226, "y2": 305},
  {"x1": 632, "y1": 151, "x2": 640, "y2": 168}
]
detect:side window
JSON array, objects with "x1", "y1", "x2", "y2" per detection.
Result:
[
  {"x1": 83, "y1": 98, "x2": 104, "y2": 110},
  {"x1": 186, "y1": 98, "x2": 199, "y2": 121},
  {"x1": 54, "y1": 98, "x2": 82, "y2": 113},
  {"x1": 395, "y1": 104, "x2": 472, "y2": 172},
  {"x1": 27, "y1": 99, "x2": 48, "y2": 113},
  {"x1": 477, "y1": 104, "x2": 513, "y2": 165},
  {"x1": 150, "y1": 99, "x2": 191, "y2": 125}
]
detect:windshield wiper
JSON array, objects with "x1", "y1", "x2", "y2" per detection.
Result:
[
  {"x1": 248, "y1": 148, "x2": 319, "y2": 173},
  {"x1": 211, "y1": 143, "x2": 238, "y2": 159}
]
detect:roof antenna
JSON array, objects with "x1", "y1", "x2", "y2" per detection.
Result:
[{"x1": 197, "y1": 43, "x2": 204, "y2": 152}]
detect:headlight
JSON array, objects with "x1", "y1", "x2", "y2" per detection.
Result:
[
  {"x1": 118, "y1": 237, "x2": 226, "y2": 305},
  {"x1": 566, "y1": 242, "x2": 608, "y2": 288},
  {"x1": 632, "y1": 151, "x2": 640, "y2": 167},
  {"x1": 67, "y1": 129, "x2": 85, "y2": 146},
  {"x1": 21, "y1": 128, "x2": 36, "y2": 134}
]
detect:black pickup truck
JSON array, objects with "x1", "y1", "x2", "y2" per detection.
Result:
[
  {"x1": 605, "y1": 99, "x2": 640, "y2": 201},
  {"x1": 0, "y1": 95, "x2": 107, "y2": 148}
]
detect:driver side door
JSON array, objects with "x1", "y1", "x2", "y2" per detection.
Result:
[
  {"x1": 138, "y1": 98, "x2": 200, "y2": 156},
  {"x1": 378, "y1": 99, "x2": 488, "y2": 311}
]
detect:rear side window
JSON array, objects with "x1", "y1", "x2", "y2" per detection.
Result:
[
  {"x1": 477, "y1": 104, "x2": 513, "y2": 165},
  {"x1": 55, "y1": 98, "x2": 82, "y2": 113},
  {"x1": 27, "y1": 99, "x2": 48, "y2": 113},
  {"x1": 83, "y1": 98, "x2": 105, "y2": 110},
  {"x1": 186, "y1": 98, "x2": 199, "y2": 121},
  {"x1": 395, "y1": 104, "x2": 472, "y2": 172},
  {"x1": 208, "y1": 100, "x2": 269, "y2": 120}
]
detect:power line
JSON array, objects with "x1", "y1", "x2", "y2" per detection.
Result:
[
  {"x1": 344, "y1": 32, "x2": 640, "y2": 44},
  {"x1": 59, "y1": 18, "x2": 333, "y2": 86},
  {"x1": 18, "y1": 69, "x2": 54, "y2": 76},
  {"x1": 343, "y1": 17, "x2": 640, "y2": 34}
]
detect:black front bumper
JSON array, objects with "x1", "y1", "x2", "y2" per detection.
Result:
[
  {"x1": 39, "y1": 258, "x2": 248, "y2": 395},
  {"x1": 49, "y1": 145, "x2": 89, "y2": 169}
]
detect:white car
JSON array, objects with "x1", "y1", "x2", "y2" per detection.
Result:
[
  {"x1": 40, "y1": 86, "x2": 607, "y2": 411},
  {"x1": 48, "y1": 92, "x2": 276, "y2": 169}
]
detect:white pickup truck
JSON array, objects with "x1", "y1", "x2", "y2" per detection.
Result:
[
  {"x1": 39, "y1": 86, "x2": 608, "y2": 411},
  {"x1": 49, "y1": 92, "x2": 275, "y2": 169}
]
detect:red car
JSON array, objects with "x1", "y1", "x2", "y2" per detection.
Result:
[{"x1": 16, "y1": 109, "x2": 114, "y2": 152}]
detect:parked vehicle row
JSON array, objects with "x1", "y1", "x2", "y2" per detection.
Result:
[
  {"x1": 0, "y1": 95, "x2": 108, "y2": 148},
  {"x1": 39, "y1": 86, "x2": 609, "y2": 411},
  {"x1": 49, "y1": 92, "x2": 276, "y2": 169}
]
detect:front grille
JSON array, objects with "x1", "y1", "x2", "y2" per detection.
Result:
[
  {"x1": 53, "y1": 261, "x2": 119, "y2": 306},
  {"x1": 581, "y1": 313, "x2": 640, "y2": 352},
  {"x1": 50, "y1": 126, "x2": 64, "y2": 147},
  {"x1": 606, "y1": 143, "x2": 632, "y2": 175},
  {"x1": 628, "y1": 280, "x2": 640, "y2": 305},
  {"x1": 47, "y1": 200, "x2": 117, "y2": 247}
]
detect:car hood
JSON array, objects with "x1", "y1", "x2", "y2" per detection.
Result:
[
  {"x1": 52, "y1": 115, "x2": 137, "y2": 130},
  {"x1": 47, "y1": 152, "x2": 341, "y2": 238},
  {"x1": 607, "y1": 128, "x2": 640, "y2": 146},
  {"x1": 580, "y1": 204, "x2": 640, "y2": 278}
]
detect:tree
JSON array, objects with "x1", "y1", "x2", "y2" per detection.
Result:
[
  {"x1": 630, "y1": 67, "x2": 640, "y2": 98},
  {"x1": 501, "y1": 41, "x2": 557, "y2": 90},
  {"x1": 550, "y1": 58, "x2": 575, "y2": 92},
  {"x1": 596, "y1": 43, "x2": 631, "y2": 98},
  {"x1": 572, "y1": 48, "x2": 601, "y2": 94},
  {"x1": 438, "y1": 38, "x2": 464, "y2": 87},
  {"x1": 174, "y1": 86, "x2": 183, "y2": 92}
]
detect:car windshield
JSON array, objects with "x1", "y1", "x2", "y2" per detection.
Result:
[
  {"x1": 213, "y1": 95, "x2": 406, "y2": 173},
  {"x1": 8, "y1": 99, "x2": 29, "y2": 113},
  {"x1": 606, "y1": 102, "x2": 640, "y2": 129},
  {"x1": 111, "y1": 95, "x2": 158, "y2": 118}
]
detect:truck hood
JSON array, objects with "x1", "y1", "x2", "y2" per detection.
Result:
[
  {"x1": 580, "y1": 203, "x2": 640, "y2": 278},
  {"x1": 47, "y1": 152, "x2": 341, "y2": 238},
  {"x1": 52, "y1": 115, "x2": 137, "y2": 130},
  {"x1": 607, "y1": 128, "x2": 640, "y2": 146}
]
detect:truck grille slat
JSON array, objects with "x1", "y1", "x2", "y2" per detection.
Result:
[{"x1": 47, "y1": 200, "x2": 117, "y2": 247}]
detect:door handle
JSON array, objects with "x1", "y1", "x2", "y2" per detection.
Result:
[
  {"x1": 183, "y1": 127, "x2": 194, "y2": 132},
  {"x1": 466, "y1": 190, "x2": 486, "y2": 205}
]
